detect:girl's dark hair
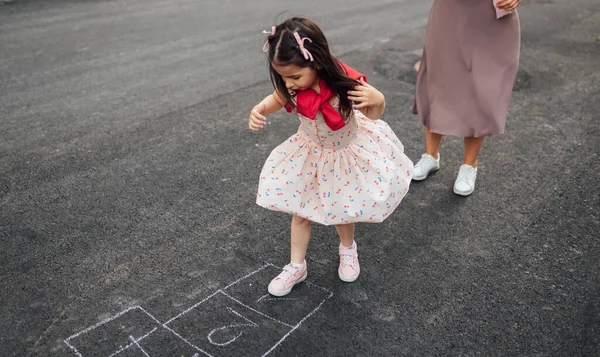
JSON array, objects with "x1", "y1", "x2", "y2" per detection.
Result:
[{"x1": 263, "y1": 17, "x2": 359, "y2": 120}]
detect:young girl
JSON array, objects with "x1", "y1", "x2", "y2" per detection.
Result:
[{"x1": 249, "y1": 17, "x2": 413, "y2": 297}]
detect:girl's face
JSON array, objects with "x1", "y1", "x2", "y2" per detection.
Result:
[{"x1": 272, "y1": 62, "x2": 319, "y2": 93}]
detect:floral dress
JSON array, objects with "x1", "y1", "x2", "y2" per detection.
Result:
[{"x1": 256, "y1": 98, "x2": 413, "y2": 226}]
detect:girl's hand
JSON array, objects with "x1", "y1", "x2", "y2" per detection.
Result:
[
  {"x1": 496, "y1": 0, "x2": 520, "y2": 11},
  {"x1": 348, "y1": 78, "x2": 384, "y2": 109},
  {"x1": 249, "y1": 103, "x2": 267, "y2": 131}
]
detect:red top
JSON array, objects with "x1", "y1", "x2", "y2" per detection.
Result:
[{"x1": 285, "y1": 62, "x2": 367, "y2": 131}]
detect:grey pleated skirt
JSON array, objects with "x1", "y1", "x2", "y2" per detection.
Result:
[{"x1": 414, "y1": 0, "x2": 521, "y2": 137}]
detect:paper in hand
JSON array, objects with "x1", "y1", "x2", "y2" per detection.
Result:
[{"x1": 494, "y1": 0, "x2": 512, "y2": 19}]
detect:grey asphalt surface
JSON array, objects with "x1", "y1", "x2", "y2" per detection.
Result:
[{"x1": 1, "y1": 0, "x2": 599, "y2": 356}]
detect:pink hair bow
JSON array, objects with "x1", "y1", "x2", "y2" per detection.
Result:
[
  {"x1": 293, "y1": 32, "x2": 314, "y2": 62},
  {"x1": 262, "y1": 26, "x2": 276, "y2": 52}
]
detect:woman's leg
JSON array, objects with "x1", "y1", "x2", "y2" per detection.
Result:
[
  {"x1": 290, "y1": 215, "x2": 312, "y2": 264},
  {"x1": 414, "y1": 126, "x2": 443, "y2": 180},
  {"x1": 463, "y1": 136, "x2": 485, "y2": 166},
  {"x1": 454, "y1": 136, "x2": 485, "y2": 196},
  {"x1": 425, "y1": 126, "x2": 443, "y2": 159}
]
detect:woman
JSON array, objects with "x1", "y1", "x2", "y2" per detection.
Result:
[{"x1": 413, "y1": 0, "x2": 521, "y2": 196}]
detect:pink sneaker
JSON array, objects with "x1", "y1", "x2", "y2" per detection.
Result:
[
  {"x1": 268, "y1": 262, "x2": 307, "y2": 297},
  {"x1": 339, "y1": 243, "x2": 360, "y2": 282}
]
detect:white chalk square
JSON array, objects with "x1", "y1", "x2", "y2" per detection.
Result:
[
  {"x1": 64, "y1": 307, "x2": 160, "y2": 357},
  {"x1": 164, "y1": 291, "x2": 292, "y2": 357},
  {"x1": 129, "y1": 326, "x2": 204, "y2": 356}
]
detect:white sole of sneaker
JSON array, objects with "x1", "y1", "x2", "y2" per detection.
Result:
[
  {"x1": 268, "y1": 273, "x2": 307, "y2": 297},
  {"x1": 453, "y1": 186, "x2": 474, "y2": 196},
  {"x1": 412, "y1": 167, "x2": 439, "y2": 181},
  {"x1": 338, "y1": 266, "x2": 360, "y2": 283}
]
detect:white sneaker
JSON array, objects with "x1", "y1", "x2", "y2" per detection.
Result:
[
  {"x1": 412, "y1": 153, "x2": 440, "y2": 181},
  {"x1": 453, "y1": 164, "x2": 477, "y2": 196}
]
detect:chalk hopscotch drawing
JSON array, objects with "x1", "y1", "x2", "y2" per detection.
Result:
[
  {"x1": 206, "y1": 307, "x2": 258, "y2": 347},
  {"x1": 64, "y1": 263, "x2": 333, "y2": 357}
]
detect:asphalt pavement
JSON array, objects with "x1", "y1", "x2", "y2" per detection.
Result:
[{"x1": 1, "y1": 0, "x2": 599, "y2": 356}]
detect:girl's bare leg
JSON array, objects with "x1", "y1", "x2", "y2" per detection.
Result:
[
  {"x1": 290, "y1": 215, "x2": 312, "y2": 264},
  {"x1": 335, "y1": 223, "x2": 355, "y2": 247}
]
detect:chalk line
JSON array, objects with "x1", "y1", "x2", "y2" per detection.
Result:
[
  {"x1": 106, "y1": 327, "x2": 157, "y2": 357},
  {"x1": 128, "y1": 334, "x2": 151, "y2": 357},
  {"x1": 219, "y1": 291, "x2": 294, "y2": 329},
  {"x1": 223, "y1": 264, "x2": 270, "y2": 290},
  {"x1": 261, "y1": 291, "x2": 334, "y2": 356}
]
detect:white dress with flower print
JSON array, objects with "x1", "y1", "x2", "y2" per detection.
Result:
[{"x1": 256, "y1": 98, "x2": 413, "y2": 226}]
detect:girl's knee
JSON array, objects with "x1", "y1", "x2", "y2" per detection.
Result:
[
  {"x1": 335, "y1": 222, "x2": 354, "y2": 228},
  {"x1": 292, "y1": 215, "x2": 311, "y2": 226}
]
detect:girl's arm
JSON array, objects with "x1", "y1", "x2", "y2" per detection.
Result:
[
  {"x1": 256, "y1": 90, "x2": 287, "y2": 115},
  {"x1": 347, "y1": 78, "x2": 386, "y2": 120},
  {"x1": 248, "y1": 90, "x2": 288, "y2": 131}
]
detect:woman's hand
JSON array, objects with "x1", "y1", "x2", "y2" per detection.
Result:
[
  {"x1": 496, "y1": 0, "x2": 520, "y2": 11},
  {"x1": 348, "y1": 78, "x2": 384, "y2": 110},
  {"x1": 248, "y1": 103, "x2": 267, "y2": 131}
]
